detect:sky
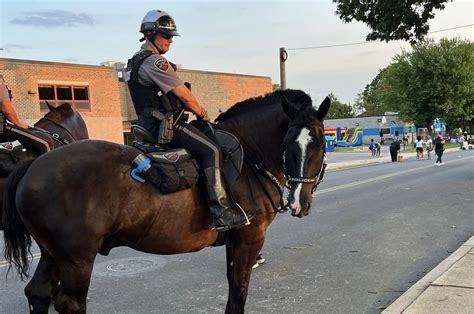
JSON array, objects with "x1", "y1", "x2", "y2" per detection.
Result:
[{"x1": 1, "y1": 0, "x2": 473, "y2": 105}]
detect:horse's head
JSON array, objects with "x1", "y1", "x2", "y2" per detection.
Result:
[
  {"x1": 34, "y1": 103, "x2": 89, "y2": 143},
  {"x1": 282, "y1": 95, "x2": 330, "y2": 218}
]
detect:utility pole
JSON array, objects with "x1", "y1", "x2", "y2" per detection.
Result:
[{"x1": 279, "y1": 47, "x2": 287, "y2": 90}]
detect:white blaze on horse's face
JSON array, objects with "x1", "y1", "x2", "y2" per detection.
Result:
[{"x1": 290, "y1": 127, "x2": 312, "y2": 216}]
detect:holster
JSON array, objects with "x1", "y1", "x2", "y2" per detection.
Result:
[{"x1": 151, "y1": 110, "x2": 174, "y2": 145}]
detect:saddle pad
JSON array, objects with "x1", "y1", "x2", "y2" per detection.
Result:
[{"x1": 214, "y1": 129, "x2": 243, "y2": 185}]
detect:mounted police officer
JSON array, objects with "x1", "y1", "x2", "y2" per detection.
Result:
[
  {"x1": 126, "y1": 10, "x2": 254, "y2": 232},
  {"x1": 0, "y1": 74, "x2": 52, "y2": 155}
]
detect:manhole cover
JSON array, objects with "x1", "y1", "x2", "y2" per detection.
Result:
[
  {"x1": 93, "y1": 256, "x2": 167, "y2": 277},
  {"x1": 106, "y1": 259, "x2": 155, "y2": 272}
]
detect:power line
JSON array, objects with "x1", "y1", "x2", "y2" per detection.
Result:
[{"x1": 287, "y1": 24, "x2": 474, "y2": 51}]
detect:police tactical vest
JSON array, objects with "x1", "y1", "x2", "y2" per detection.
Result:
[{"x1": 127, "y1": 50, "x2": 164, "y2": 115}]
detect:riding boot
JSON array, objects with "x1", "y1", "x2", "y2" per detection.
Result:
[{"x1": 203, "y1": 167, "x2": 254, "y2": 232}]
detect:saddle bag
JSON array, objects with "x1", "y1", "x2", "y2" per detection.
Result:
[
  {"x1": 0, "y1": 140, "x2": 27, "y2": 177},
  {"x1": 132, "y1": 148, "x2": 199, "y2": 194}
]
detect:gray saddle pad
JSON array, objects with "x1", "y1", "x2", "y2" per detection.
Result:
[{"x1": 214, "y1": 129, "x2": 243, "y2": 185}]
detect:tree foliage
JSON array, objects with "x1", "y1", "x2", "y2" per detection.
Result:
[
  {"x1": 354, "y1": 68, "x2": 390, "y2": 116},
  {"x1": 334, "y1": 0, "x2": 451, "y2": 44},
  {"x1": 377, "y1": 38, "x2": 473, "y2": 130},
  {"x1": 326, "y1": 93, "x2": 354, "y2": 119}
]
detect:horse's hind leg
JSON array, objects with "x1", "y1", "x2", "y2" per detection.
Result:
[
  {"x1": 25, "y1": 247, "x2": 59, "y2": 313},
  {"x1": 54, "y1": 257, "x2": 94, "y2": 314}
]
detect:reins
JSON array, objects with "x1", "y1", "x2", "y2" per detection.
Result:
[
  {"x1": 244, "y1": 145, "x2": 328, "y2": 214},
  {"x1": 41, "y1": 117, "x2": 78, "y2": 145},
  {"x1": 243, "y1": 151, "x2": 287, "y2": 214}
]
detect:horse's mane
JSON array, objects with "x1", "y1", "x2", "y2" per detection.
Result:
[{"x1": 216, "y1": 89, "x2": 312, "y2": 123}]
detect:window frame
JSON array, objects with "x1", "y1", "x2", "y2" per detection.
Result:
[{"x1": 38, "y1": 84, "x2": 91, "y2": 112}]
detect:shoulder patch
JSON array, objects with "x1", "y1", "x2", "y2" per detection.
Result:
[{"x1": 154, "y1": 56, "x2": 170, "y2": 72}]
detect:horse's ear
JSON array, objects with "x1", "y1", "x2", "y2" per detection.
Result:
[
  {"x1": 45, "y1": 100, "x2": 55, "y2": 112},
  {"x1": 316, "y1": 96, "x2": 330, "y2": 121},
  {"x1": 281, "y1": 95, "x2": 301, "y2": 118}
]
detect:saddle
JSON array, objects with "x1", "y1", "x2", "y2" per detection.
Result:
[
  {"x1": 0, "y1": 140, "x2": 30, "y2": 177},
  {"x1": 0, "y1": 128, "x2": 55, "y2": 177},
  {"x1": 130, "y1": 124, "x2": 244, "y2": 194}
]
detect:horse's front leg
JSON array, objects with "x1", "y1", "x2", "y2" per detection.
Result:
[{"x1": 225, "y1": 239, "x2": 262, "y2": 314}]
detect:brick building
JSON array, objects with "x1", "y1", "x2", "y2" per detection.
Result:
[
  {"x1": 1, "y1": 58, "x2": 272, "y2": 144},
  {"x1": 0, "y1": 58, "x2": 124, "y2": 143}
]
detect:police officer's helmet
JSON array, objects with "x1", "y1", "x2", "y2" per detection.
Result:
[{"x1": 140, "y1": 10, "x2": 180, "y2": 37}]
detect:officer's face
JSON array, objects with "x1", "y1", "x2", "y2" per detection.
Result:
[{"x1": 154, "y1": 33, "x2": 173, "y2": 54}]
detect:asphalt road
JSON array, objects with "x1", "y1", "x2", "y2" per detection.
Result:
[{"x1": 1, "y1": 150, "x2": 473, "y2": 313}]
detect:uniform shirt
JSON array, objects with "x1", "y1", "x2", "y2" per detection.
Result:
[
  {"x1": 133, "y1": 46, "x2": 182, "y2": 93},
  {"x1": 0, "y1": 81, "x2": 10, "y2": 111}
]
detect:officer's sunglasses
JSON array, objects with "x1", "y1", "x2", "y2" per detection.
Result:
[{"x1": 161, "y1": 34, "x2": 173, "y2": 40}]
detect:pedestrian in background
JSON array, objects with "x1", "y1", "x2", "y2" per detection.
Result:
[
  {"x1": 415, "y1": 135, "x2": 424, "y2": 160},
  {"x1": 459, "y1": 135, "x2": 465, "y2": 150},
  {"x1": 426, "y1": 136, "x2": 433, "y2": 160},
  {"x1": 375, "y1": 141, "x2": 381, "y2": 156},
  {"x1": 369, "y1": 139, "x2": 376, "y2": 157},
  {"x1": 389, "y1": 139, "x2": 400, "y2": 162},
  {"x1": 434, "y1": 135, "x2": 445, "y2": 166}
]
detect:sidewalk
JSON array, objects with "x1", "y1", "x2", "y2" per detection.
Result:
[
  {"x1": 326, "y1": 148, "x2": 473, "y2": 313},
  {"x1": 326, "y1": 147, "x2": 459, "y2": 171},
  {"x1": 383, "y1": 236, "x2": 474, "y2": 314}
]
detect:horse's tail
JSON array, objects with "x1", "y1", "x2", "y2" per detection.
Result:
[{"x1": 2, "y1": 158, "x2": 35, "y2": 280}]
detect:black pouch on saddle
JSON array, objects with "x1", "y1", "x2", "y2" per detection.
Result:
[
  {"x1": 0, "y1": 140, "x2": 27, "y2": 177},
  {"x1": 132, "y1": 148, "x2": 199, "y2": 194}
]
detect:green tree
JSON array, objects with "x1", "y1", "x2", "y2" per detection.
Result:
[
  {"x1": 354, "y1": 68, "x2": 391, "y2": 116},
  {"x1": 377, "y1": 38, "x2": 474, "y2": 130},
  {"x1": 334, "y1": 0, "x2": 451, "y2": 44},
  {"x1": 326, "y1": 93, "x2": 354, "y2": 119}
]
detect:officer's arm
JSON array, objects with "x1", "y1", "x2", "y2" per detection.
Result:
[
  {"x1": 2, "y1": 99, "x2": 28, "y2": 128},
  {"x1": 171, "y1": 84, "x2": 206, "y2": 117}
]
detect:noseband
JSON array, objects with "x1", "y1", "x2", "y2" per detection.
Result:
[
  {"x1": 283, "y1": 150, "x2": 327, "y2": 194},
  {"x1": 245, "y1": 146, "x2": 327, "y2": 214}
]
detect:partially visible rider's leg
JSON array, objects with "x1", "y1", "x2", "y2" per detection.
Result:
[{"x1": 172, "y1": 122, "x2": 254, "y2": 232}]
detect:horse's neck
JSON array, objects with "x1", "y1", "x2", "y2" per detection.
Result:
[{"x1": 222, "y1": 109, "x2": 289, "y2": 174}]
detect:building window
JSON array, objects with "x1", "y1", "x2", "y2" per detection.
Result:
[
  {"x1": 380, "y1": 127, "x2": 391, "y2": 135},
  {"x1": 38, "y1": 85, "x2": 91, "y2": 112},
  {"x1": 123, "y1": 132, "x2": 134, "y2": 146}
]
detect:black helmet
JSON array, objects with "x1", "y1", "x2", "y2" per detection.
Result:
[{"x1": 140, "y1": 10, "x2": 180, "y2": 37}]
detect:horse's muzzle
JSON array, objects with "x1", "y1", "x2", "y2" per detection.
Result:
[{"x1": 290, "y1": 201, "x2": 311, "y2": 218}]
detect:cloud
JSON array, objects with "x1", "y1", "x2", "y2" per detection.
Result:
[
  {"x1": 1, "y1": 44, "x2": 31, "y2": 53},
  {"x1": 10, "y1": 10, "x2": 95, "y2": 27}
]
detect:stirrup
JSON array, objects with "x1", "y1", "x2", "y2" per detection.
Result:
[
  {"x1": 212, "y1": 203, "x2": 254, "y2": 232},
  {"x1": 236, "y1": 203, "x2": 251, "y2": 226}
]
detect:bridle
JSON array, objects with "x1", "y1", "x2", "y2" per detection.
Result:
[
  {"x1": 244, "y1": 141, "x2": 327, "y2": 214},
  {"x1": 41, "y1": 116, "x2": 78, "y2": 146},
  {"x1": 283, "y1": 148, "x2": 327, "y2": 194}
]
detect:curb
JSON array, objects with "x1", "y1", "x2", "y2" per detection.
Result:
[
  {"x1": 327, "y1": 148, "x2": 460, "y2": 171},
  {"x1": 382, "y1": 236, "x2": 474, "y2": 313}
]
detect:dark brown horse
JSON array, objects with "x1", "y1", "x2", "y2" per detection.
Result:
[
  {"x1": 3, "y1": 89, "x2": 330, "y2": 313},
  {"x1": 0, "y1": 102, "x2": 89, "y2": 228}
]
